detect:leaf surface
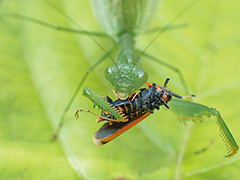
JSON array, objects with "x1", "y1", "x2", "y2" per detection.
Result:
[{"x1": 0, "y1": 0, "x2": 240, "y2": 179}]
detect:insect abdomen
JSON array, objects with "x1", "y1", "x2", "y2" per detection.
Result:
[{"x1": 112, "y1": 98, "x2": 144, "y2": 119}]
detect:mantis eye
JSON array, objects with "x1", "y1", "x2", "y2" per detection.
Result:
[
  {"x1": 105, "y1": 66, "x2": 115, "y2": 82},
  {"x1": 135, "y1": 71, "x2": 148, "y2": 85}
]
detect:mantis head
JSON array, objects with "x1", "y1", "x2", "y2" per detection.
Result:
[{"x1": 105, "y1": 63, "x2": 148, "y2": 100}]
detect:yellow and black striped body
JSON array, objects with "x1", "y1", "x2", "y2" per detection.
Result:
[
  {"x1": 111, "y1": 94, "x2": 145, "y2": 120},
  {"x1": 102, "y1": 83, "x2": 174, "y2": 121}
]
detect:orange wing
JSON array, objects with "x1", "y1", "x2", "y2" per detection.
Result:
[{"x1": 93, "y1": 112, "x2": 151, "y2": 146}]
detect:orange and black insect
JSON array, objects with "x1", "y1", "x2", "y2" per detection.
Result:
[
  {"x1": 98, "y1": 78, "x2": 178, "y2": 122},
  {"x1": 76, "y1": 78, "x2": 194, "y2": 145}
]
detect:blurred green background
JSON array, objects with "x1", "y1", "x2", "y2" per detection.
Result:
[{"x1": 0, "y1": 0, "x2": 240, "y2": 179}]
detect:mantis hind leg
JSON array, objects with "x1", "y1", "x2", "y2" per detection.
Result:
[
  {"x1": 51, "y1": 49, "x2": 114, "y2": 141},
  {"x1": 138, "y1": 50, "x2": 190, "y2": 95},
  {"x1": 144, "y1": 23, "x2": 189, "y2": 34},
  {"x1": 0, "y1": 14, "x2": 108, "y2": 37}
]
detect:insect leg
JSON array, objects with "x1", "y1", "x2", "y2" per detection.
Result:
[
  {"x1": 82, "y1": 88, "x2": 129, "y2": 123},
  {"x1": 169, "y1": 99, "x2": 239, "y2": 157},
  {"x1": 144, "y1": 23, "x2": 189, "y2": 34},
  {"x1": 112, "y1": 89, "x2": 119, "y2": 99},
  {"x1": 138, "y1": 50, "x2": 190, "y2": 95},
  {"x1": 75, "y1": 109, "x2": 118, "y2": 122},
  {"x1": 181, "y1": 94, "x2": 196, "y2": 99},
  {"x1": 51, "y1": 49, "x2": 114, "y2": 141},
  {"x1": 0, "y1": 13, "x2": 108, "y2": 37}
]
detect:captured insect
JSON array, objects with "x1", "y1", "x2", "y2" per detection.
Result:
[
  {"x1": 1, "y1": 0, "x2": 238, "y2": 159},
  {"x1": 75, "y1": 78, "x2": 196, "y2": 146}
]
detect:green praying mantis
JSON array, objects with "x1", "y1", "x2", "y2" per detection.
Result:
[{"x1": 0, "y1": 0, "x2": 238, "y2": 157}]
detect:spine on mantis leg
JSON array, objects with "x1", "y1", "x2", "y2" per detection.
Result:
[
  {"x1": 83, "y1": 88, "x2": 128, "y2": 122},
  {"x1": 211, "y1": 109, "x2": 239, "y2": 157},
  {"x1": 169, "y1": 99, "x2": 239, "y2": 157}
]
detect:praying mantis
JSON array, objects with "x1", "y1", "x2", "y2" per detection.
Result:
[{"x1": 0, "y1": 0, "x2": 238, "y2": 159}]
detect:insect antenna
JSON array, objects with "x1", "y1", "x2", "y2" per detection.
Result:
[
  {"x1": 163, "y1": 78, "x2": 170, "y2": 87},
  {"x1": 130, "y1": 0, "x2": 199, "y2": 72},
  {"x1": 42, "y1": 0, "x2": 120, "y2": 70},
  {"x1": 161, "y1": 78, "x2": 195, "y2": 99}
]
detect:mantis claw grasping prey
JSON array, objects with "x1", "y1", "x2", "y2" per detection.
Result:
[{"x1": 76, "y1": 79, "x2": 238, "y2": 157}]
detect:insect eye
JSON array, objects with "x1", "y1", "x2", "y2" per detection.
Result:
[
  {"x1": 135, "y1": 71, "x2": 148, "y2": 83},
  {"x1": 138, "y1": 71, "x2": 144, "y2": 78},
  {"x1": 105, "y1": 67, "x2": 115, "y2": 81},
  {"x1": 167, "y1": 95, "x2": 172, "y2": 102}
]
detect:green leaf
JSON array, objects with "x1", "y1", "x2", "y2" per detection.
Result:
[{"x1": 0, "y1": 0, "x2": 240, "y2": 179}]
